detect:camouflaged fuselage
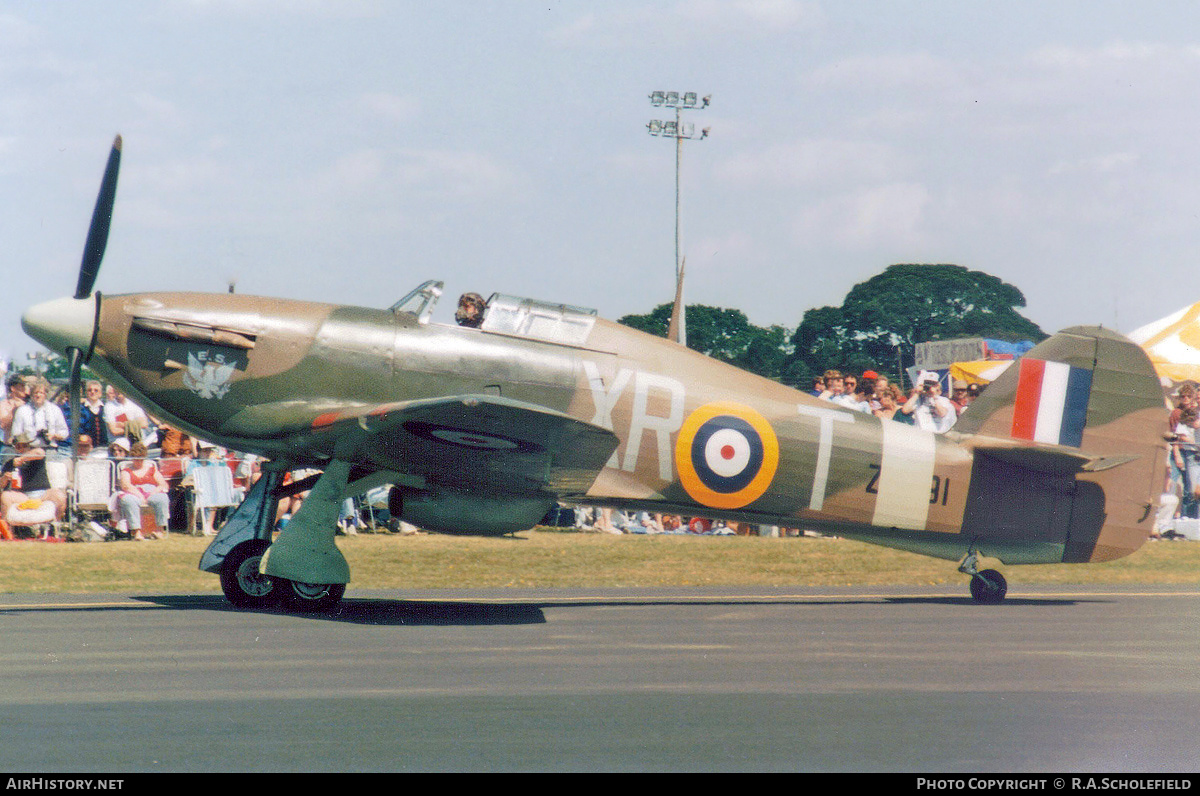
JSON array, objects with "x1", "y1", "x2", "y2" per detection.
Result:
[{"x1": 72, "y1": 291, "x2": 1166, "y2": 565}]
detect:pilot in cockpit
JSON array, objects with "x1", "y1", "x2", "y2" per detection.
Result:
[{"x1": 455, "y1": 292, "x2": 487, "y2": 328}]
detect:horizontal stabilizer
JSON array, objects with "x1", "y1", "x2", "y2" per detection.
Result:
[{"x1": 969, "y1": 442, "x2": 1139, "y2": 475}]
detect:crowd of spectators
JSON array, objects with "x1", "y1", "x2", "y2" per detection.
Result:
[
  {"x1": 569, "y1": 507, "x2": 726, "y2": 535},
  {"x1": 563, "y1": 506, "x2": 798, "y2": 537},
  {"x1": 0, "y1": 373, "x2": 260, "y2": 542},
  {"x1": 811, "y1": 367, "x2": 981, "y2": 431}
]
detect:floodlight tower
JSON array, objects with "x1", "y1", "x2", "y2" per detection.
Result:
[{"x1": 647, "y1": 91, "x2": 710, "y2": 347}]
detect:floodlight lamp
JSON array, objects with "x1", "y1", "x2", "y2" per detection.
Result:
[
  {"x1": 683, "y1": 92, "x2": 697, "y2": 107},
  {"x1": 647, "y1": 120, "x2": 662, "y2": 135},
  {"x1": 665, "y1": 91, "x2": 680, "y2": 107},
  {"x1": 663, "y1": 120, "x2": 678, "y2": 136},
  {"x1": 649, "y1": 91, "x2": 666, "y2": 106}
]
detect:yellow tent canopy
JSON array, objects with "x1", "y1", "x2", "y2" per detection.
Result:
[
  {"x1": 1128, "y1": 302, "x2": 1200, "y2": 385},
  {"x1": 949, "y1": 360, "x2": 1013, "y2": 385}
]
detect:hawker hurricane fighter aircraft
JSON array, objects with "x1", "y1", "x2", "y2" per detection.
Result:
[{"x1": 22, "y1": 138, "x2": 1168, "y2": 611}]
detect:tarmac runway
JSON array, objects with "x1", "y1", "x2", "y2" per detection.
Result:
[{"x1": 0, "y1": 586, "x2": 1197, "y2": 772}]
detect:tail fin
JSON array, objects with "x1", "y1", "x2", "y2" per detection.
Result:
[{"x1": 953, "y1": 326, "x2": 1167, "y2": 562}]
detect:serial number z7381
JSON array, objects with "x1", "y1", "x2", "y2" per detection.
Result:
[{"x1": 865, "y1": 463, "x2": 951, "y2": 506}]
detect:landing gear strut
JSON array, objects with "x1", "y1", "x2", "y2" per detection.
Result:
[
  {"x1": 958, "y1": 548, "x2": 1008, "y2": 604},
  {"x1": 201, "y1": 467, "x2": 349, "y2": 613}
]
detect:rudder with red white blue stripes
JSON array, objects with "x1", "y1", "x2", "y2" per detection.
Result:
[{"x1": 1010, "y1": 358, "x2": 1093, "y2": 448}]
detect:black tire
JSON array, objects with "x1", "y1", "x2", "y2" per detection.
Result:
[
  {"x1": 274, "y1": 578, "x2": 346, "y2": 613},
  {"x1": 969, "y1": 568, "x2": 1008, "y2": 604},
  {"x1": 219, "y1": 540, "x2": 280, "y2": 609}
]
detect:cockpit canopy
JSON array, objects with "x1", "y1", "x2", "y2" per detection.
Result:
[
  {"x1": 390, "y1": 279, "x2": 443, "y2": 323},
  {"x1": 391, "y1": 280, "x2": 598, "y2": 346},
  {"x1": 481, "y1": 293, "x2": 597, "y2": 346}
]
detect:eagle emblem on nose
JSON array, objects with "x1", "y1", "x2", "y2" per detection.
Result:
[{"x1": 183, "y1": 350, "x2": 235, "y2": 399}]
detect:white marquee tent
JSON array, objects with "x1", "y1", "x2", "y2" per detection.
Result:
[{"x1": 1128, "y1": 302, "x2": 1200, "y2": 385}]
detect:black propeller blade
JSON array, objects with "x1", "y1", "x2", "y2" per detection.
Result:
[
  {"x1": 67, "y1": 135, "x2": 122, "y2": 484},
  {"x1": 68, "y1": 347, "x2": 83, "y2": 463},
  {"x1": 75, "y1": 134, "x2": 122, "y2": 300}
]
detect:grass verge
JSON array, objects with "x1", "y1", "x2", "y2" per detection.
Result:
[{"x1": 0, "y1": 530, "x2": 1196, "y2": 594}]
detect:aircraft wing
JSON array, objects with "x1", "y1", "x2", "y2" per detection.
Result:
[{"x1": 308, "y1": 394, "x2": 619, "y2": 498}]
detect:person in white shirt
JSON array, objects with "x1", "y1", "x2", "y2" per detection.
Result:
[
  {"x1": 11, "y1": 380, "x2": 69, "y2": 449},
  {"x1": 901, "y1": 370, "x2": 956, "y2": 433},
  {"x1": 816, "y1": 370, "x2": 864, "y2": 411}
]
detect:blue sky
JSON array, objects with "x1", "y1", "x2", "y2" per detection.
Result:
[{"x1": 5, "y1": 1, "x2": 1200, "y2": 367}]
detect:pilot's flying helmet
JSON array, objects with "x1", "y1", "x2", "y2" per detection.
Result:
[{"x1": 455, "y1": 292, "x2": 487, "y2": 326}]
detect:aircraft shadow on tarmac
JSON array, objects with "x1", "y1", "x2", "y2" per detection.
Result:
[
  {"x1": 880, "y1": 596, "x2": 1087, "y2": 607},
  {"x1": 137, "y1": 595, "x2": 549, "y2": 626},
  {"x1": 0, "y1": 593, "x2": 1099, "y2": 625},
  {"x1": 124, "y1": 593, "x2": 1097, "y2": 625}
]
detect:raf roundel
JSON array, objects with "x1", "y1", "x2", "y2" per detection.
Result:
[
  {"x1": 674, "y1": 402, "x2": 779, "y2": 509},
  {"x1": 403, "y1": 421, "x2": 535, "y2": 452}
]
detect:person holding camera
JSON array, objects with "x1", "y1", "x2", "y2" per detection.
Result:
[
  {"x1": 901, "y1": 370, "x2": 956, "y2": 433},
  {"x1": 10, "y1": 379, "x2": 68, "y2": 450}
]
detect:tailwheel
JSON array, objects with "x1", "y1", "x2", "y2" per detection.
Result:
[
  {"x1": 220, "y1": 540, "x2": 280, "y2": 609},
  {"x1": 273, "y1": 578, "x2": 346, "y2": 613},
  {"x1": 969, "y1": 568, "x2": 1008, "y2": 605},
  {"x1": 959, "y1": 548, "x2": 1008, "y2": 605}
]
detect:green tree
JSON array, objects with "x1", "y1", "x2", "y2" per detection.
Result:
[
  {"x1": 618, "y1": 303, "x2": 793, "y2": 381},
  {"x1": 14, "y1": 353, "x2": 101, "y2": 386},
  {"x1": 788, "y1": 263, "x2": 1046, "y2": 381}
]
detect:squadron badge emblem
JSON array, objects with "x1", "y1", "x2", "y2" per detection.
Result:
[{"x1": 183, "y1": 350, "x2": 235, "y2": 399}]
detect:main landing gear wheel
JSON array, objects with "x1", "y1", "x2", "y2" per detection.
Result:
[
  {"x1": 969, "y1": 568, "x2": 1008, "y2": 605},
  {"x1": 272, "y1": 578, "x2": 346, "y2": 613},
  {"x1": 219, "y1": 539, "x2": 280, "y2": 609}
]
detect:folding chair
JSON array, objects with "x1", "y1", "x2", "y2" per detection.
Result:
[
  {"x1": 74, "y1": 458, "x2": 116, "y2": 513},
  {"x1": 187, "y1": 463, "x2": 238, "y2": 535},
  {"x1": 71, "y1": 458, "x2": 116, "y2": 540}
]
